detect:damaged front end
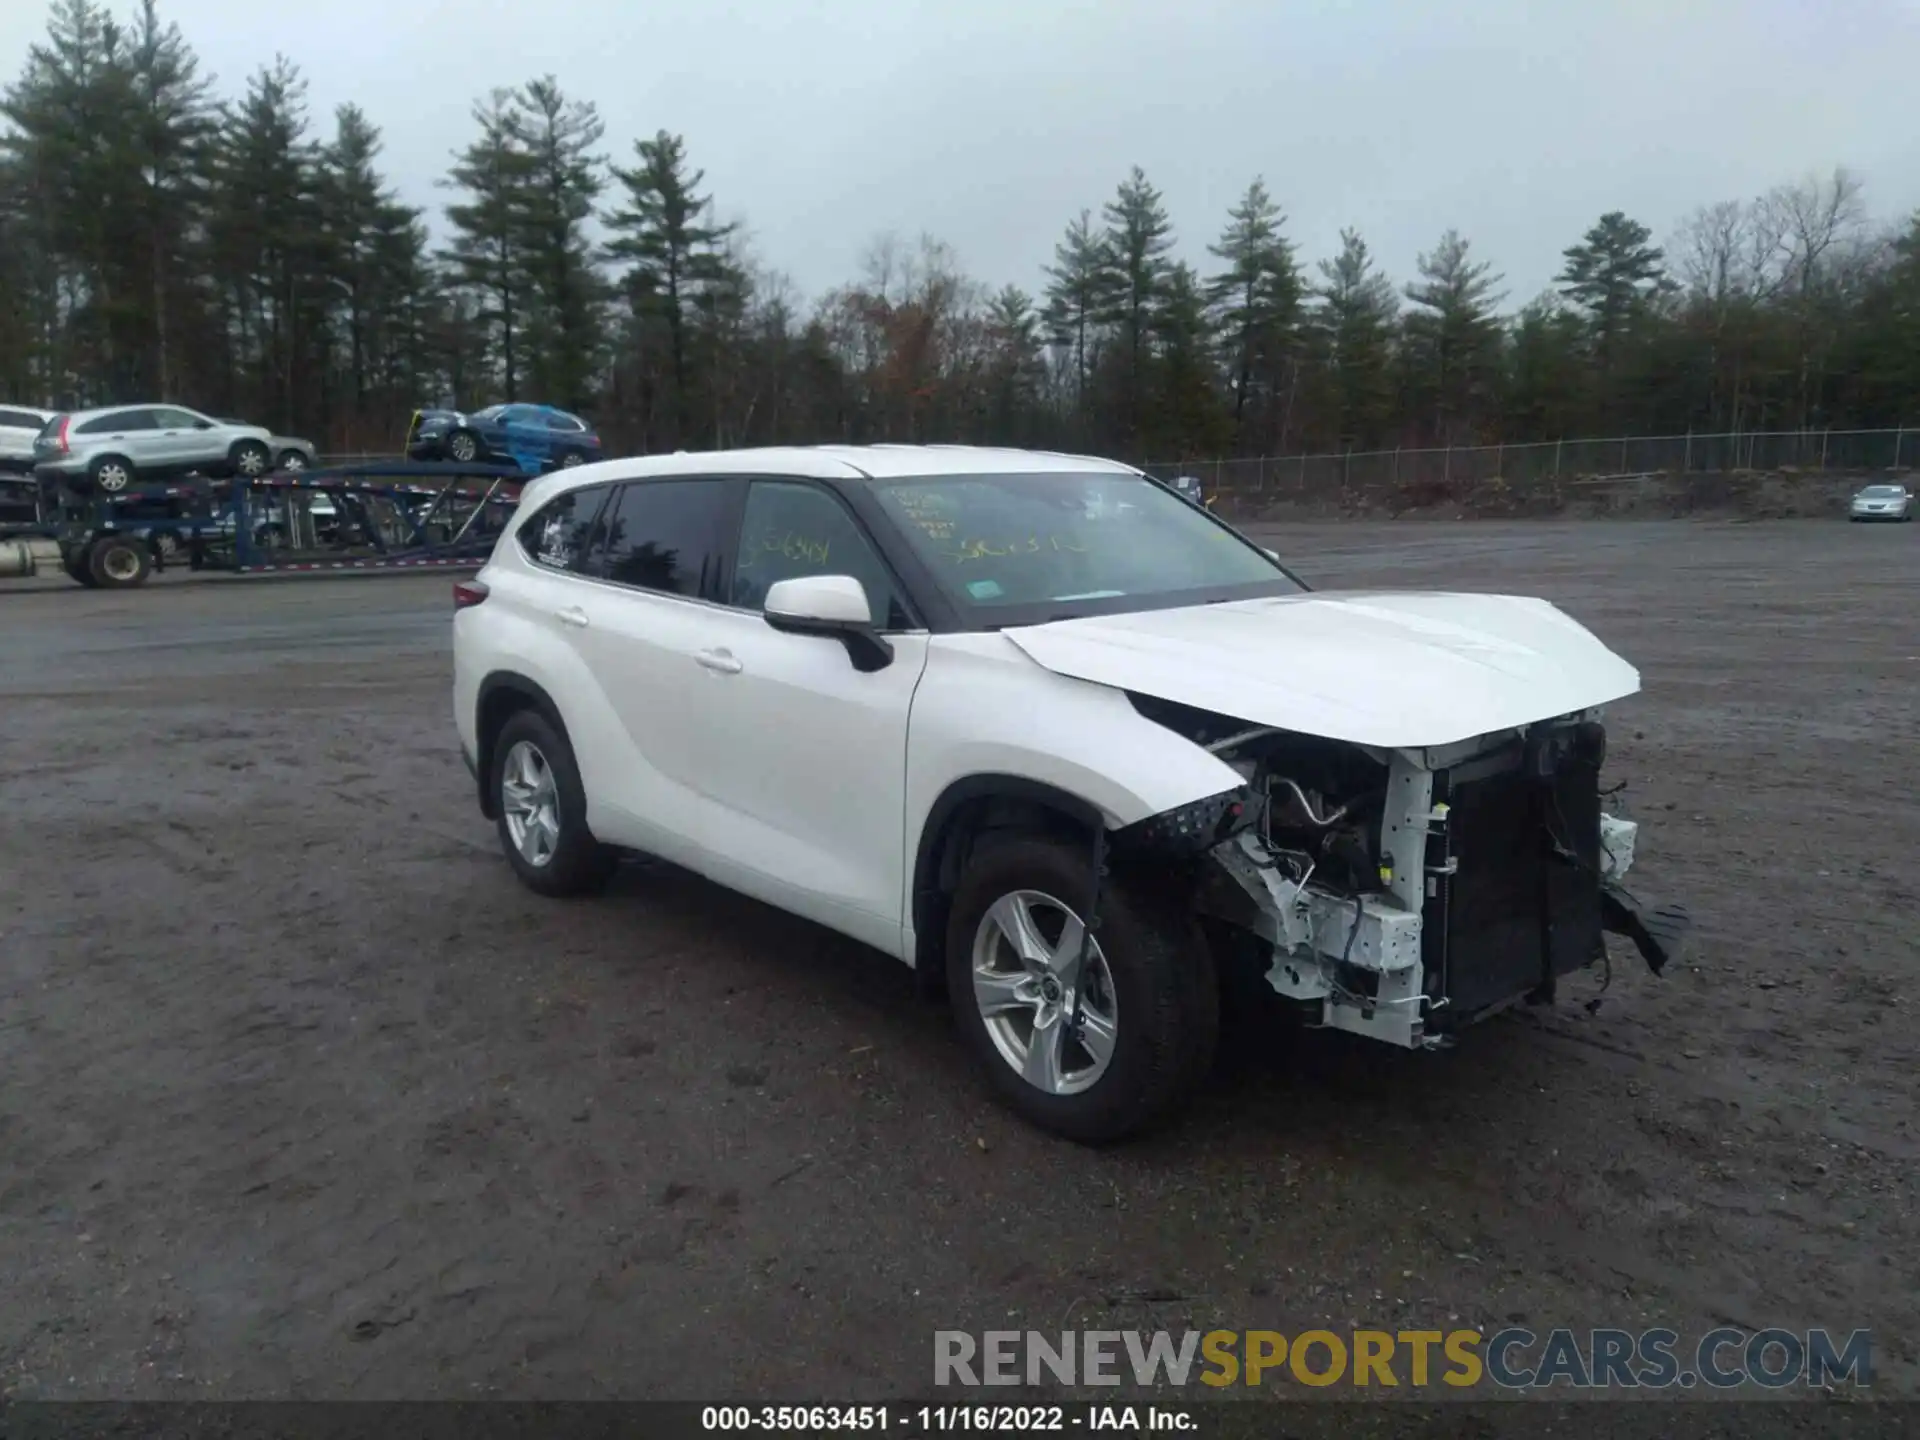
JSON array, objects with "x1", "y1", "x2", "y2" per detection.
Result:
[{"x1": 1114, "y1": 694, "x2": 1691, "y2": 1049}]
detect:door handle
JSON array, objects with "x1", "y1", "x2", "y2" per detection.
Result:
[
  {"x1": 555, "y1": 606, "x2": 589, "y2": 628},
  {"x1": 695, "y1": 648, "x2": 742, "y2": 674}
]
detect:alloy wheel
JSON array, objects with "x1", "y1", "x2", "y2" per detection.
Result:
[
  {"x1": 970, "y1": 889, "x2": 1119, "y2": 1096},
  {"x1": 500, "y1": 739, "x2": 561, "y2": 867}
]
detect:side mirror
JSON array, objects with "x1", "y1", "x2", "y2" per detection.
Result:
[
  {"x1": 194, "y1": 419, "x2": 213, "y2": 429},
  {"x1": 763, "y1": 574, "x2": 893, "y2": 672}
]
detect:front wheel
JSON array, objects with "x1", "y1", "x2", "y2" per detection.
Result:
[
  {"x1": 447, "y1": 429, "x2": 480, "y2": 463},
  {"x1": 945, "y1": 835, "x2": 1218, "y2": 1143},
  {"x1": 278, "y1": 450, "x2": 308, "y2": 472},
  {"x1": 490, "y1": 709, "x2": 618, "y2": 897}
]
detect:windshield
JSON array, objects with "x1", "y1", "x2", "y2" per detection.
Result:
[
  {"x1": 470, "y1": 404, "x2": 506, "y2": 420},
  {"x1": 869, "y1": 471, "x2": 1301, "y2": 622},
  {"x1": 1860, "y1": 485, "x2": 1906, "y2": 497}
]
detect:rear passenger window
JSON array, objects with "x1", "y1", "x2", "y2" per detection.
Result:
[
  {"x1": 732, "y1": 480, "x2": 909, "y2": 628},
  {"x1": 590, "y1": 480, "x2": 727, "y2": 598},
  {"x1": 0, "y1": 408, "x2": 40, "y2": 428},
  {"x1": 517, "y1": 485, "x2": 607, "y2": 571},
  {"x1": 78, "y1": 409, "x2": 158, "y2": 434}
]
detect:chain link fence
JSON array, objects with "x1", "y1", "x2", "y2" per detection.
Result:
[{"x1": 1142, "y1": 428, "x2": 1916, "y2": 509}]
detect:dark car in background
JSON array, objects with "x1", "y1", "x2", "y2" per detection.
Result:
[{"x1": 406, "y1": 404, "x2": 601, "y2": 476}]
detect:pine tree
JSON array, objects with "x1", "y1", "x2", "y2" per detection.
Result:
[
  {"x1": 1309, "y1": 229, "x2": 1399, "y2": 449},
  {"x1": 514, "y1": 77, "x2": 605, "y2": 409},
  {"x1": 1148, "y1": 261, "x2": 1223, "y2": 456},
  {"x1": 123, "y1": 0, "x2": 215, "y2": 397},
  {"x1": 205, "y1": 57, "x2": 326, "y2": 428},
  {"x1": 1207, "y1": 178, "x2": 1300, "y2": 447},
  {"x1": 604, "y1": 130, "x2": 738, "y2": 443},
  {"x1": 983, "y1": 285, "x2": 1047, "y2": 442},
  {"x1": 319, "y1": 104, "x2": 389, "y2": 409},
  {"x1": 441, "y1": 89, "x2": 537, "y2": 399},
  {"x1": 1097, "y1": 166, "x2": 1173, "y2": 443},
  {"x1": 2, "y1": 0, "x2": 140, "y2": 396},
  {"x1": 1041, "y1": 209, "x2": 1109, "y2": 429},
  {"x1": 1558, "y1": 211, "x2": 1668, "y2": 420},
  {"x1": 1400, "y1": 229, "x2": 1505, "y2": 442}
]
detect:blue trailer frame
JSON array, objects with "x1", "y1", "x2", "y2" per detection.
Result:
[{"x1": 2, "y1": 460, "x2": 527, "y2": 589}]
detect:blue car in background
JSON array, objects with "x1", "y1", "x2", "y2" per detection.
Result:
[{"x1": 406, "y1": 403, "x2": 602, "y2": 475}]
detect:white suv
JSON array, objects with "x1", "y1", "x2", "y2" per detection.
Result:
[{"x1": 453, "y1": 446, "x2": 1686, "y2": 1141}]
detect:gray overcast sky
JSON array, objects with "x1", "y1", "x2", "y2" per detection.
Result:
[{"x1": 7, "y1": 0, "x2": 1920, "y2": 309}]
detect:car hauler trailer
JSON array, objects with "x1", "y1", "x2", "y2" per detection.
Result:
[{"x1": 0, "y1": 461, "x2": 524, "y2": 589}]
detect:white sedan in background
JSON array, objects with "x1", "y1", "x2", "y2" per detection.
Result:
[{"x1": 1849, "y1": 483, "x2": 1912, "y2": 521}]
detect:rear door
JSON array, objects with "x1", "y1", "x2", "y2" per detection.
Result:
[
  {"x1": 77, "y1": 408, "x2": 163, "y2": 471},
  {"x1": 561, "y1": 476, "x2": 737, "y2": 861}
]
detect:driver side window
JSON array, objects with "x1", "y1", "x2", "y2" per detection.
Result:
[{"x1": 731, "y1": 481, "x2": 908, "y2": 629}]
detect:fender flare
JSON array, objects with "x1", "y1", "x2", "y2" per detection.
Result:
[
  {"x1": 474, "y1": 670, "x2": 572, "y2": 818},
  {"x1": 908, "y1": 773, "x2": 1106, "y2": 981}
]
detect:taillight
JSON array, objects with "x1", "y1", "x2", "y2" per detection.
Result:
[
  {"x1": 453, "y1": 579, "x2": 489, "y2": 609},
  {"x1": 54, "y1": 416, "x2": 70, "y2": 453}
]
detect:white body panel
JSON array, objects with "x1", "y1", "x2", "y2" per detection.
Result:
[
  {"x1": 670, "y1": 605, "x2": 931, "y2": 957},
  {"x1": 1002, "y1": 590, "x2": 1640, "y2": 748},
  {"x1": 898, "y1": 633, "x2": 1249, "y2": 963}
]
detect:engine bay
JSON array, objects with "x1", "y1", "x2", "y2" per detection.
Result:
[{"x1": 1124, "y1": 691, "x2": 1684, "y2": 1049}]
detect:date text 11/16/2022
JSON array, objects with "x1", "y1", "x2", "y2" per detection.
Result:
[{"x1": 700, "y1": 1405, "x2": 1193, "y2": 1432}]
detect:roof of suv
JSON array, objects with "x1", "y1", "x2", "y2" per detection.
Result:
[{"x1": 526, "y1": 444, "x2": 1139, "y2": 499}]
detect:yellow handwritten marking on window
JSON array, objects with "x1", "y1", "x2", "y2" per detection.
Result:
[
  {"x1": 948, "y1": 535, "x2": 1088, "y2": 562},
  {"x1": 738, "y1": 531, "x2": 832, "y2": 568}
]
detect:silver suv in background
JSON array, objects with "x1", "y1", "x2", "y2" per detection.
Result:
[
  {"x1": 0, "y1": 402, "x2": 54, "y2": 473},
  {"x1": 33, "y1": 405, "x2": 278, "y2": 492}
]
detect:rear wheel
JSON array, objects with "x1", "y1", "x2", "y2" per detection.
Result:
[
  {"x1": 89, "y1": 455, "x2": 134, "y2": 493},
  {"x1": 87, "y1": 533, "x2": 153, "y2": 588},
  {"x1": 230, "y1": 440, "x2": 271, "y2": 477},
  {"x1": 945, "y1": 835, "x2": 1218, "y2": 1143},
  {"x1": 490, "y1": 709, "x2": 617, "y2": 897}
]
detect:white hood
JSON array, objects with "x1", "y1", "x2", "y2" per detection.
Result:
[{"x1": 1002, "y1": 591, "x2": 1640, "y2": 749}]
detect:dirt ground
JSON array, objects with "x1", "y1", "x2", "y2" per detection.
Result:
[{"x1": 1, "y1": 519, "x2": 1915, "y2": 1404}]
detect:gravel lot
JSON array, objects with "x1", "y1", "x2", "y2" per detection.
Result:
[{"x1": 2, "y1": 519, "x2": 1915, "y2": 1402}]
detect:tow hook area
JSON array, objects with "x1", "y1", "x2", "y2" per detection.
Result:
[{"x1": 1600, "y1": 883, "x2": 1692, "y2": 975}]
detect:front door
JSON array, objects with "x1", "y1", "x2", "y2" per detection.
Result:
[
  {"x1": 495, "y1": 406, "x2": 551, "y2": 474},
  {"x1": 149, "y1": 408, "x2": 221, "y2": 471},
  {"x1": 687, "y1": 478, "x2": 928, "y2": 954}
]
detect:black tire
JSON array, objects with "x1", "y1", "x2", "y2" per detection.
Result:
[
  {"x1": 88, "y1": 454, "x2": 135, "y2": 493},
  {"x1": 87, "y1": 533, "x2": 153, "y2": 589},
  {"x1": 447, "y1": 429, "x2": 480, "y2": 463},
  {"x1": 277, "y1": 450, "x2": 308, "y2": 472},
  {"x1": 557, "y1": 450, "x2": 585, "y2": 469},
  {"x1": 489, "y1": 709, "x2": 617, "y2": 898},
  {"x1": 62, "y1": 548, "x2": 99, "y2": 587},
  {"x1": 229, "y1": 439, "x2": 271, "y2": 478},
  {"x1": 945, "y1": 834, "x2": 1218, "y2": 1143}
]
